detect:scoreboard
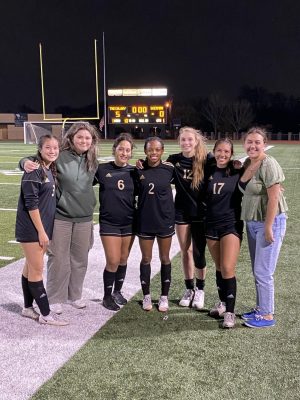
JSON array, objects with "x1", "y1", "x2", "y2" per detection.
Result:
[{"x1": 108, "y1": 104, "x2": 167, "y2": 125}]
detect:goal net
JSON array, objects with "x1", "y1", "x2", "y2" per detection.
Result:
[{"x1": 23, "y1": 121, "x2": 76, "y2": 144}]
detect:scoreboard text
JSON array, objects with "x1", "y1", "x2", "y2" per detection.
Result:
[{"x1": 108, "y1": 105, "x2": 166, "y2": 124}]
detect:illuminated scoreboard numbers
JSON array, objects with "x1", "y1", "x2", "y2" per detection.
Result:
[
  {"x1": 108, "y1": 104, "x2": 166, "y2": 124},
  {"x1": 150, "y1": 105, "x2": 165, "y2": 123},
  {"x1": 128, "y1": 106, "x2": 148, "y2": 114}
]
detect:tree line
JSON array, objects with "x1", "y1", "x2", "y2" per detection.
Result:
[{"x1": 172, "y1": 85, "x2": 300, "y2": 134}]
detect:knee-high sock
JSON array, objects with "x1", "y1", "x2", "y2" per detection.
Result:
[
  {"x1": 140, "y1": 263, "x2": 151, "y2": 296},
  {"x1": 223, "y1": 276, "x2": 237, "y2": 313},
  {"x1": 28, "y1": 280, "x2": 50, "y2": 317},
  {"x1": 114, "y1": 264, "x2": 127, "y2": 292},
  {"x1": 216, "y1": 270, "x2": 226, "y2": 302},
  {"x1": 161, "y1": 263, "x2": 171, "y2": 296},
  {"x1": 22, "y1": 275, "x2": 33, "y2": 308},
  {"x1": 103, "y1": 269, "x2": 115, "y2": 298}
]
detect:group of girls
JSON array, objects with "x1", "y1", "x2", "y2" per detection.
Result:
[{"x1": 16, "y1": 122, "x2": 287, "y2": 329}]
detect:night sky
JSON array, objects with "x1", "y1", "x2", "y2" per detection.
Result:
[{"x1": 1, "y1": 0, "x2": 300, "y2": 113}]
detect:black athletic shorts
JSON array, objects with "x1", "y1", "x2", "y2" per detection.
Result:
[
  {"x1": 100, "y1": 222, "x2": 135, "y2": 237},
  {"x1": 175, "y1": 209, "x2": 193, "y2": 225},
  {"x1": 137, "y1": 227, "x2": 175, "y2": 240},
  {"x1": 205, "y1": 221, "x2": 244, "y2": 241}
]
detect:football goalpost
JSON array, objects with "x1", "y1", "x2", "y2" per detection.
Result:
[{"x1": 24, "y1": 39, "x2": 102, "y2": 144}]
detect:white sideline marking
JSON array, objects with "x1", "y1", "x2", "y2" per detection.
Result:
[
  {"x1": 0, "y1": 149, "x2": 23, "y2": 152},
  {"x1": 98, "y1": 156, "x2": 114, "y2": 162},
  {"x1": 0, "y1": 170, "x2": 23, "y2": 176},
  {"x1": 0, "y1": 183, "x2": 20, "y2": 185},
  {"x1": 0, "y1": 256, "x2": 14, "y2": 260},
  {"x1": 0, "y1": 208, "x2": 17, "y2": 211},
  {"x1": 8, "y1": 240, "x2": 18, "y2": 244}
]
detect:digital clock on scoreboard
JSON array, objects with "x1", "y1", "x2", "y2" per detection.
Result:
[{"x1": 108, "y1": 105, "x2": 166, "y2": 124}]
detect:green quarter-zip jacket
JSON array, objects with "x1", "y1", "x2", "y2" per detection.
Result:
[{"x1": 55, "y1": 150, "x2": 97, "y2": 222}]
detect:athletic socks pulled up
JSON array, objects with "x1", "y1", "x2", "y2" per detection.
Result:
[
  {"x1": 140, "y1": 263, "x2": 151, "y2": 296},
  {"x1": 223, "y1": 276, "x2": 237, "y2": 313},
  {"x1": 103, "y1": 269, "x2": 116, "y2": 297},
  {"x1": 161, "y1": 263, "x2": 171, "y2": 296},
  {"x1": 22, "y1": 275, "x2": 34, "y2": 308},
  {"x1": 28, "y1": 280, "x2": 50, "y2": 317},
  {"x1": 216, "y1": 270, "x2": 226, "y2": 303},
  {"x1": 114, "y1": 264, "x2": 127, "y2": 292}
]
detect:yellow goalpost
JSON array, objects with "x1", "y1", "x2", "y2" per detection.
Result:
[{"x1": 39, "y1": 39, "x2": 100, "y2": 130}]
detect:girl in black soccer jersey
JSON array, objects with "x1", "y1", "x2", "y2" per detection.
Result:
[
  {"x1": 167, "y1": 126, "x2": 212, "y2": 310},
  {"x1": 16, "y1": 135, "x2": 68, "y2": 326},
  {"x1": 94, "y1": 133, "x2": 136, "y2": 311},
  {"x1": 204, "y1": 138, "x2": 243, "y2": 328},
  {"x1": 135, "y1": 137, "x2": 175, "y2": 312}
]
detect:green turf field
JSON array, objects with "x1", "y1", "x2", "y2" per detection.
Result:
[{"x1": 1, "y1": 141, "x2": 300, "y2": 399}]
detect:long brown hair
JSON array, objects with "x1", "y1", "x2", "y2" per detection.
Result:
[
  {"x1": 36, "y1": 134, "x2": 59, "y2": 184},
  {"x1": 178, "y1": 126, "x2": 207, "y2": 189},
  {"x1": 61, "y1": 121, "x2": 99, "y2": 172},
  {"x1": 213, "y1": 137, "x2": 235, "y2": 176}
]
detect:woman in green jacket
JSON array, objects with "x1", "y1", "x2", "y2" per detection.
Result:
[{"x1": 22, "y1": 122, "x2": 99, "y2": 314}]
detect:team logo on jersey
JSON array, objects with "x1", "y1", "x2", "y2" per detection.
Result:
[
  {"x1": 139, "y1": 175, "x2": 145, "y2": 180},
  {"x1": 176, "y1": 162, "x2": 181, "y2": 167},
  {"x1": 44, "y1": 177, "x2": 50, "y2": 183},
  {"x1": 105, "y1": 173, "x2": 112, "y2": 178},
  {"x1": 209, "y1": 175, "x2": 214, "y2": 180},
  {"x1": 162, "y1": 161, "x2": 174, "y2": 167}
]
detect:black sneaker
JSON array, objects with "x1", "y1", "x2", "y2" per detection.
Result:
[
  {"x1": 112, "y1": 291, "x2": 127, "y2": 305},
  {"x1": 102, "y1": 295, "x2": 120, "y2": 311}
]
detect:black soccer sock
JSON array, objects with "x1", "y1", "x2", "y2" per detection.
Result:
[
  {"x1": 161, "y1": 263, "x2": 171, "y2": 296},
  {"x1": 22, "y1": 275, "x2": 34, "y2": 308},
  {"x1": 140, "y1": 263, "x2": 151, "y2": 296},
  {"x1": 185, "y1": 278, "x2": 194, "y2": 290},
  {"x1": 196, "y1": 278, "x2": 205, "y2": 291},
  {"x1": 114, "y1": 264, "x2": 127, "y2": 292},
  {"x1": 103, "y1": 269, "x2": 116, "y2": 298},
  {"x1": 28, "y1": 280, "x2": 50, "y2": 317},
  {"x1": 223, "y1": 276, "x2": 237, "y2": 313},
  {"x1": 216, "y1": 270, "x2": 226, "y2": 302}
]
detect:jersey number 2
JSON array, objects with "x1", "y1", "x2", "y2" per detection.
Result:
[{"x1": 148, "y1": 183, "x2": 155, "y2": 194}]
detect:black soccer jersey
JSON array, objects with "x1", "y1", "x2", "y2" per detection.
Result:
[
  {"x1": 15, "y1": 167, "x2": 56, "y2": 242},
  {"x1": 94, "y1": 162, "x2": 136, "y2": 226},
  {"x1": 204, "y1": 163, "x2": 243, "y2": 227},
  {"x1": 167, "y1": 153, "x2": 214, "y2": 219},
  {"x1": 135, "y1": 160, "x2": 175, "y2": 233}
]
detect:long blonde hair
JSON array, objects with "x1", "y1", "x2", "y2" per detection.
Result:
[
  {"x1": 61, "y1": 121, "x2": 99, "y2": 172},
  {"x1": 178, "y1": 126, "x2": 207, "y2": 189}
]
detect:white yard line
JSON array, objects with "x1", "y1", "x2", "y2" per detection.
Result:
[
  {"x1": 0, "y1": 224, "x2": 180, "y2": 400},
  {"x1": 0, "y1": 171, "x2": 23, "y2": 175}
]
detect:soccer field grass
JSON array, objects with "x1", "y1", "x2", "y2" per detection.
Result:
[{"x1": 1, "y1": 141, "x2": 300, "y2": 399}]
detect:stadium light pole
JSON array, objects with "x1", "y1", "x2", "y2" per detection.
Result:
[{"x1": 103, "y1": 32, "x2": 108, "y2": 139}]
